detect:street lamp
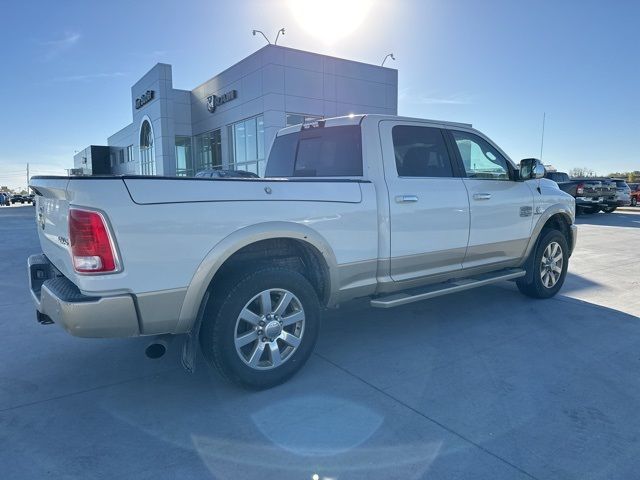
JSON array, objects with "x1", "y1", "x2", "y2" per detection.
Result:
[
  {"x1": 252, "y1": 28, "x2": 286, "y2": 46},
  {"x1": 381, "y1": 53, "x2": 395, "y2": 67},
  {"x1": 252, "y1": 30, "x2": 271, "y2": 45}
]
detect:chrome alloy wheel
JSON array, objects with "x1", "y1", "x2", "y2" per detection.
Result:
[
  {"x1": 234, "y1": 289, "x2": 305, "y2": 370},
  {"x1": 540, "y1": 241, "x2": 564, "y2": 288}
]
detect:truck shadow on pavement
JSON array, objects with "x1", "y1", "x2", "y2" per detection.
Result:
[
  {"x1": 3, "y1": 280, "x2": 640, "y2": 480},
  {"x1": 576, "y1": 210, "x2": 640, "y2": 228}
]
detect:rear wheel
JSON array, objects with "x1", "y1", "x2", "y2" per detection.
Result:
[
  {"x1": 517, "y1": 229, "x2": 568, "y2": 299},
  {"x1": 199, "y1": 267, "x2": 321, "y2": 389},
  {"x1": 632, "y1": 197, "x2": 637, "y2": 207}
]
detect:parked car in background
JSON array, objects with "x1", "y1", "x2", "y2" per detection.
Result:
[
  {"x1": 629, "y1": 183, "x2": 640, "y2": 207},
  {"x1": 601, "y1": 179, "x2": 631, "y2": 212},
  {"x1": 195, "y1": 169, "x2": 260, "y2": 179},
  {"x1": 10, "y1": 194, "x2": 25, "y2": 204},
  {"x1": 29, "y1": 114, "x2": 576, "y2": 389},
  {"x1": 596, "y1": 178, "x2": 622, "y2": 213},
  {"x1": 544, "y1": 171, "x2": 605, "y2": 214},
  {"x1": 0, "y1": 193, "x2": 10, "y2": 206}
]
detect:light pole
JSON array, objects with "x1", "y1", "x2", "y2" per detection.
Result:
[
  {"x1": 252, "y1": 28, "x2": 286, "y2": 46},
  {"x1": 252, "y1": 30, "x2": 271, "y2": 45},
  {"x1": 382, "y1": 53, "x2": 395, "y2": 67}
]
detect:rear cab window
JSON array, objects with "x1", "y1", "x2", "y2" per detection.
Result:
[
  {"x1": 547, "y1": 172, "x2": 570, "y2": 183},
  {"x1": 265, "y1": 125, "x2": 363, "y2": 178}
]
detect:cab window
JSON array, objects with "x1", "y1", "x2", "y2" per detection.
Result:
[
  {"x1": 392, "y1": 126, "x2": 454, "y2": 177},
  {"x1": 451, "y1": 130, "x2": 511, "y2": 180}
]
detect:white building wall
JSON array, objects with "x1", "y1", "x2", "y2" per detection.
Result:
[
  {"x1": 107, "y1": 124, "x2": 137, "y2": 175},
  {"x1": 101, "y1": 45, "x2": 397, "y2": 177}
]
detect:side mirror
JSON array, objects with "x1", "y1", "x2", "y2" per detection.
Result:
[{"x1": 519, "y1": 158, "x2": 545, "y2": 180}]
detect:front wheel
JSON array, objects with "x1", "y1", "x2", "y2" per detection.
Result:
[
  {"x1": 517, "y1": 229, "x2": 569, "y2": 299},
  {"x1": 601, "y1": 206, "x2": 617, "y2": 213},
  {"x1": 200, "y1": 267, "x2": 321, "y2": 389},
  {"x1": 632, "y1": 197, "x2": 637, "y2": 207}
]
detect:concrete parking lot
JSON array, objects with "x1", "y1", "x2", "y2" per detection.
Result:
[{"x1": 1, "y1": 204, "x2": 639, "y2": 480}]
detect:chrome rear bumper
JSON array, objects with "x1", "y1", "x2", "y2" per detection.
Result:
[{"x1": 28, "y1": 254, "x2": 140, "y2": 338}]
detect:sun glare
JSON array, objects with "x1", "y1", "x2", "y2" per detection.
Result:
[{"x1": 288, "y1": 0, "x2": 374, "y2": 44}]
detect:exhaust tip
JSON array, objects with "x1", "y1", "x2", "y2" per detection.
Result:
[{"x1": 145, "y1": 342, "x2": 167, "y2": 359}]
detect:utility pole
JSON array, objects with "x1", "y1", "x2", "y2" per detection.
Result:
[
  {"x1": 539, "y1": 112, "x2": 546, "y2": 161},
  {"x1": 26, "y1": 163, "x2": 30, "y2": 192}
]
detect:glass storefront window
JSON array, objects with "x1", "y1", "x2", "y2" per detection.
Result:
[
  {"x1": 234, "y1": 122, "x2": 247, "y2": 165},
  {"x1": 194, "y1": 129, "x2": 222, "y2": 174},
  {"x1": 227, "y1": 115, "x2": 265, "y2": 176},
  {"x1": 140, "y1": 120, "x2": 155, "y2": 175},
  {"x1": 175, "y1": 136, "x2": 193, "y2": 176},
  {"x1": 257, "y1": 116, "x2": 265, "y2": 160}
]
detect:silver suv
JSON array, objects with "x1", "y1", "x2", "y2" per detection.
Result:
[{"x1": 603, "y1": 179, "x2": 631, "y2": 212}]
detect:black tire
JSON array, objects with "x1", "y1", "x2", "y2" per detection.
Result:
[
  {"x1": 517, "y1": 229, "x2": 569, "y2": 299},
  {"x1": 632, "y1": 197, "x2": 637, "y2": 207},
  {"x1": 199, "y1": 267, "x2": 321, "y2": 389},
  {"x1": 601, "y1": 206, "x2": 617, "y2": 213}
]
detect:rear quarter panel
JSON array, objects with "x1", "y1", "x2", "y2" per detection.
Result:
[{"x1": 66, "y1": 178, "x2": 379, "y2": 305}]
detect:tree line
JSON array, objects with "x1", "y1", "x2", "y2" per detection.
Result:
[{"x1": 566, "y1": 168, "x2": 640, "y2": 182}]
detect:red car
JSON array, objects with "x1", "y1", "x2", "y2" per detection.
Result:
[{"x1": 630, "y1": 183, "x2": 640, "y2": 207}]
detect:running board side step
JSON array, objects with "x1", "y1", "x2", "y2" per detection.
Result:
[{"x1": 370, "y1": 268, "x2": 526, "y2": 308}]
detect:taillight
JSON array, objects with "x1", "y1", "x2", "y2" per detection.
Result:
[
  {"x1": 69, "y1": 209, "x2": 119, "y2": 273},
  {"x1": 576, "y1": 183, "x2": 584, "y2": 195}
]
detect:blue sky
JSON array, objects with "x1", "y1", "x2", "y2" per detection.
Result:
[{"x1": 1, "y1": 0, "x2": 638, "y2": 188}]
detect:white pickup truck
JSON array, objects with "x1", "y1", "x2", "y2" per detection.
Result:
[{"x1": 29, "y1": 114, "x2": 576, "y2": 389}]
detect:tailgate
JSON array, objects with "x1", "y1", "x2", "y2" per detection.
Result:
[
  {"x1": 581, "y1": 181, "x2": 603, "y2": 197},
  {"x1": 30, "y1": 178, "x2": 74, "y2": 279}
]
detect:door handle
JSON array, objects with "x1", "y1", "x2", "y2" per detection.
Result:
[
  {"x1": 473, "y1": 193, "x2": 492, "y2": 200},
  {"x1": 395, "y1": 195, "x2": 419, "y2": 203}
]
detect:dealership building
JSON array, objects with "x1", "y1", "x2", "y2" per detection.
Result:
[{"x1": 73, "y1": 45, "x2": 398, "y2": 177}]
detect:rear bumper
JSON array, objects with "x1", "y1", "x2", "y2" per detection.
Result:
[
  {"x1": 28, "y1": 254, "x2": 140, "y2": 338},
  {"x1": 605, "y1": 198, "x2": 631, "y2": 207},
  {"x1": 575, "y1": 196, "x2": 603, "y2": 206}
]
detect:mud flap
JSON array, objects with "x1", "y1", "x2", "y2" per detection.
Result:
[
  {"x1": 180, "y1": 291, "x2": 210, "y2": 373},
  {"x1": 521, "y1": 234, "x2": 540, "y2": 284}
]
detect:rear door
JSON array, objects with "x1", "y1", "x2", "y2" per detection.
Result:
[
  {"x1": 380, "y1": 121, "x2": 470, "y2": 281},
  {"x1": 446, "y1": 129, "x2": 534, "y2": 268}
]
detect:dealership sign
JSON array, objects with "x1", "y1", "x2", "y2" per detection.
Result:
[
  {"x1": 135, "y1": 90, "x2": 155, "y2": 109},
  {"x1": 207, "y1": 90, "x2": 237, "y2": 113}
]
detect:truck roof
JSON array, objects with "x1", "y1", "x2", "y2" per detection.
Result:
[{"x1": 276, "y1": 114, "x2": 473, "y2": 136}]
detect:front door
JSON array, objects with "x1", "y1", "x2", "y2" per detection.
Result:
[
  {"x1": 447, "y1": 129, "x2": 534, "y2": 268},
  {"x1": 380, "y1": 121, "x2": 470, "y2": 282}
]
